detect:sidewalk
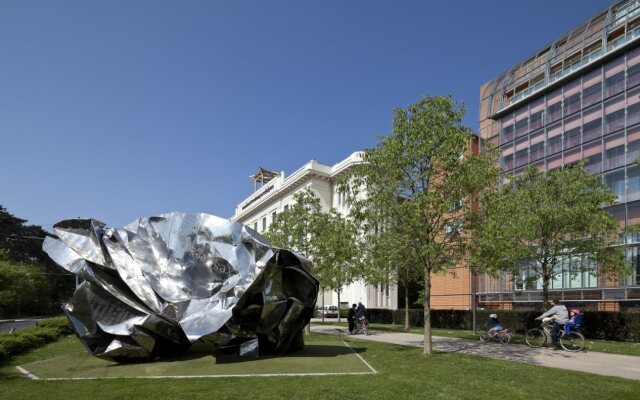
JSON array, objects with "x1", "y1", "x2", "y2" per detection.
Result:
[{"x1": 311, "y1": 324, "x2": 640, "y2": 381}]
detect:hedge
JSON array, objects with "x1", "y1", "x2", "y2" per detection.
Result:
[
  {"x1": 364, "y1": 308, "x2": 640, "y2": 342},
  {"x1": 0, "y1": 317, "x2": 73, "y2": 362}
]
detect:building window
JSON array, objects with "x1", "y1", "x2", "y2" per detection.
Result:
[
  {"x1": 530, "y1": 110, "x2": 544, "y2": 131},
  {"x1": 626, "y1": 246, "x2": 640, "y2": 285},
  {"x1": 546, "y1": 101, "x2": 562, "y2": 124},
  {"x1": 262, "y1": 217, "x2": 267, "y2": 232},
  {"x1": 605, "y1": 71, "x2": 625, "y2": 98},
  {"x1": 604, "y1": 169, "x2": 626, "y2": 202},
  {"x1": 582, "y1": 105, "x2": 603, "y2": 142},
  {"x1": 604, "y1": 132, "x2": 626, "y2": 170},
  {"x1": 627, "y1": 165, "x2": 640, "y2": 202},
  {"x1": 283, "y1": 204, "x2": 289, "y2": 211},
  {"x1": 547, "y1": 135, "x2": 562, "y2": 156},
  {"x1": 564, "y1": 92, "x2": 581, "y2": 116},
  {"x1": 563, "y1": 127, "x2": 581, "y2": 150},
  {"x1": 253, "y1": 222, "x2": 258, "y2": 231},
  {"x1": 583, "y1": 141, "x2": 602, "y2": 173},
  {"x1": 514, "y1": 149, "x2": 528, "y2": 168},
  {"x1": 501, "y1": 154, "x2": 514, "y2": 170},
  {"x1": 272, "y1": 211, "x2": 277, "y2": 223},
  {"x1": 530, "y1": 142, "x2": 545, "y2": 161},
  {"x1": 604, "y1": 95, "x2": 626, "y2": 134},
  {"x1": 515, "y1": 116, "x2": 528, "y2": 138},
  {"x1": 605, "y1": 59, "x2": 626, "y2": 98},
  {"x1": 627, "y1": 126, "x2": 640, "y2": 164},
  {"x1": 501, "y1": 121, "x2": 514, "y2": 144}
]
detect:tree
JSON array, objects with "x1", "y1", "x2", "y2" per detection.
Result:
[
  {"x1": 265, "y1": 189, "x2": 359, "y2": 323},
  {"x1": 359, "y1": 227, "x2": 419, "y2": 329},
  {"x1": 470, "y1": 162, "x2": 629, "y2": 307},
  {"x1": 343, "y1": 96, "x2": 499, "y2": 355},
  {"x1": 0, "y1": 250, "x2": 52, "y2": 317},
  {"x1": 313, "y1": 210, "x2": 358, "y2": 322},
  {"x1": 263, "y1": 189, "x2": 324, "y2": 260},
  {"x1": 0, "y1": 205, "x2": 75, "y2": 314}
]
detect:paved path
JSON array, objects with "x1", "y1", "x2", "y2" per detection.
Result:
[{"x1": 311, "y1": 324, "x2": 640, "y2": 381}]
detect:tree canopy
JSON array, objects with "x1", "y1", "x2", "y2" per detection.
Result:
[
  {"x1": 264, "y1": 189, "x2": 359, "y2": 320},
  {"x1": 343, "y1": 96, "x2": 499, "y2": 355}
]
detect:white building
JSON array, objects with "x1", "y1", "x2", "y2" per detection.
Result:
[{"x1": 232, "y1": 152, "x2": 398, "y2": 310}]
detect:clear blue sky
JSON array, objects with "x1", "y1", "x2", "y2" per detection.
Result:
[{"x1": 0, "y1": 0, "x2": 612, "y2": 229}]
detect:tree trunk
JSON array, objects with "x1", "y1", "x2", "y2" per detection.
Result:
[
  {"x1": 423, "y1": 263, "x2": 432, "y2": 356},
  {"x1": 321, "y1": 288, "x2": 325, "y2": 322},
  {"x1": 541, "y1": 263, "x2": 550, "y2": 309},
  {"x1": 337, "y1": 288, "x2": 341, "y2": 323},
  {"x1": 404, "y1": 282, "x2": 410, "y2": 330}
]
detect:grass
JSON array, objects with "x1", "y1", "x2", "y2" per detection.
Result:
[
  {"x1": 1, "y1": 332, "x2": 639, "y2": 399},
  {"x1": 17, "y1": 336, "x2": 371, "y2": 379},
  {"x1": 318, "y1": 321, "x2": 640, "y2": 356}
]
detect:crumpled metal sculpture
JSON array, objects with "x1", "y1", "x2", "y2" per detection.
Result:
[{"x1": 43, "y1": 212, "x2": 318, "y2": 362}]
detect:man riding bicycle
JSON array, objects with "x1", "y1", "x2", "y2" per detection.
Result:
[{"x1": 535, "y1": 298, "x2": 568, "y2": 349}]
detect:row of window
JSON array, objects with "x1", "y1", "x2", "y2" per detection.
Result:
[
  {"x1": 251, "y1": 205, "x2": 288, "y2": 233},
  {"x1": 497, "y1": 46, "x2": 640, "y2": 146}
]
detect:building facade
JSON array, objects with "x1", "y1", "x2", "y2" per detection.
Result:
[
  {"x1": 478, "y1": 0, "x2": 640, "y2": 310},
  {"x1": 232, "y1": 152, "x2": 398, "y2": 310}
]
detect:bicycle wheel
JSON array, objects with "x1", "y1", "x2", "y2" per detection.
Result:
[
  {"x1": 499, "y1": 333, "x2": 512, "y2": 344},
  {"x1": 525, "y1": 328, "x2": 546, "y2": 347},
  {"x1": 560, "y1": 331, "x2": 585, "y2": 352},
  {"x1": 479, "y1": 332, "x2": 489, "y2": 342}
]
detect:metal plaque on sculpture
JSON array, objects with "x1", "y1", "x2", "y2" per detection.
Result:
[{"x1": 43, "y1": 212, "x2": 318, "y2": 361}]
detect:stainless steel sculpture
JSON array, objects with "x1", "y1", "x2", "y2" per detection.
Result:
[{"x1": 43, "y1": 212, "x2": 318, "y2": 362}]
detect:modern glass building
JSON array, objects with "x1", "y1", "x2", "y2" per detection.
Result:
[{"x1": 479, "y1": 0, "x2": 640, "y2": 310}]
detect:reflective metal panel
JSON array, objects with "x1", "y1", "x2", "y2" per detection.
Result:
[{"x1": 44, "y1": 212, "x2": 318, "y2": 361}]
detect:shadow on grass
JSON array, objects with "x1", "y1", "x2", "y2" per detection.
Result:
[{"x1": 214, "y1": 344, "x2": 367, "y2": 364}]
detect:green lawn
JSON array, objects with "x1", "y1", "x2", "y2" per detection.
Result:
[
  {"x1": 1, "y1": 332, "x2": 639, "y2": 400},
  {"x1": 17, "y1": 335, "x2": 371, "y2": 379},
  {"x1": 320, "y1": 321, "x2": 640, "y2": 356}
]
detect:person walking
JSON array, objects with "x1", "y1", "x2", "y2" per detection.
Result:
[{"x1": 347, "y1": 304, "x2": 357, "y2": 334}]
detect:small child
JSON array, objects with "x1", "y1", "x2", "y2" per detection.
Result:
[
  {"x1": 486, "y1": 313, "x2": 503, "y2": 337},
  {"x1": 564, "y1": 309, "x2": 581, "y2": 335}
]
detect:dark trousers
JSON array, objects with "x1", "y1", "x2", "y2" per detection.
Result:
[
  {"x1": 348, "y1": 320, "x2": 354, "y2": 333},
  {"x1": 551, "y1": 321, "x2": 563, "y2": 345}
]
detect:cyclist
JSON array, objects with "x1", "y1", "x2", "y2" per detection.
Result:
[
  {"x1": 535, "y1": 298, "x2": 568, "y2": 349},
  {"x1": 486, "y1": 313, "x2": 503, "y2": 338},
  {"x1": 355, "y1": 301, "x2": 367, "y2": 319}
]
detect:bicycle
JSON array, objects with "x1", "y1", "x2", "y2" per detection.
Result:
[
  {"x1": 479, "y1": 328, "x2": 512, "y2": 344},
  {"x1": 525, "y1": 322, "x2": 585, "y2": 352},
  {"x1": 353, "y1": 316, "x2": 369, "y2": 335}
]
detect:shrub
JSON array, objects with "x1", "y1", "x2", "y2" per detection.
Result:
[
  {"x1": 0, "y1": 317, "x2": 71, "y2": 360},
  {"x1": 367, "y1": 308, "x2": 640, "y2": 342},
  {"x1": 37, "y1": 316, "x2": 73, "y2": 335}
]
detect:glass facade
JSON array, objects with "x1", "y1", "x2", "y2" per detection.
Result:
[{"x1": 479, "y1": 1, "x2": 640, "y2": 304}]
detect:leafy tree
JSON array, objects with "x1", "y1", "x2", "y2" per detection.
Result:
[
  {"x1": 358, "y1": 228, "x2": 419, "y2": 329},
  {"x1": 265, "y1": 189, "x2": 359, "y2": 322},
  {"x1": 343, "y1": 96, "x2": 499, "y2": 355},
  {"x1": 263, "y1": 189, "x2": 324, "y2": 261},
  {"x1": 470, "y1": 162, "x2": 629, "y2": 307},
  {"x1": 313, "y1": 210, "x2": 358, "y2": 321},
  {"x1": 0, "y1": 205, "x2": 75, "y2": 314},
  {"x1": 0, "y1": 253, "x2": 52, "y2": 317}
]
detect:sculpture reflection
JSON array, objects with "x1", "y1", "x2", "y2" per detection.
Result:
[{"x1": 43, "y1": 213, "x2": 318, "y2": 362}]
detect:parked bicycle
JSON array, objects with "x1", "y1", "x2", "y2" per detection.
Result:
[
  {"x1": 479, "y1": 328, "x2": 512, "y2": 344},
  {"x1": 525, "y1": 321, "x2": 585, "y2": 351}
]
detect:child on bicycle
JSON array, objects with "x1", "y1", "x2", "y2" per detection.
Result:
[
  {"x1": 486, "y1": 313, "x2": 503, "y2": 337},
  {"x1": 564, "y1": 309, "x2": 582, "y2": 335}
]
